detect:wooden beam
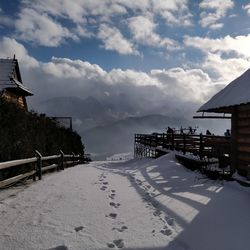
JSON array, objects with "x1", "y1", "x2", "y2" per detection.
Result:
[{"x1": 193, "y1": 115, "x2": 231, "y2": 119}]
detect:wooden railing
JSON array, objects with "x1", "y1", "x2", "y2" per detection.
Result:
[
  {"x1": 0, "y1": 151, "x2": 88, "y2": 188},
  {"x1": 134, "y1": 133, "x2": 231, "y2": 164}
]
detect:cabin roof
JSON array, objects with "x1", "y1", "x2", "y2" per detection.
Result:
[
  {"x1": 0, "y1": 58, "x2": 33, "y2": 96},
  {"x1": 198, "y1": 68, "x2": 250, "y2": 113}
]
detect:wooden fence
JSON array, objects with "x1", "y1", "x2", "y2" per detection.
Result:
[
  {"x1": 0, "y1": 151, "x2": 88, "y2": 188},
  {"x1": 134, "y1": 133, "x2": 231, "y2": 166}
]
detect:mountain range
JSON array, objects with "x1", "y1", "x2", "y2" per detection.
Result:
[{"x1": 33, "y1": 96, "x2": 202, "y2": 159}]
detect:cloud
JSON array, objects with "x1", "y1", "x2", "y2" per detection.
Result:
[
  {"x1": 0, "y1": 37, "x2": 39, "y2": 68},
  {"x1": 97, "y1": 24, "x2": 138, "y2": 55},
  {"x1": 243, "y1": 3, "x2": 250, "y2": 16},
  {"x1": 152, "y1": 0, "x2": 192, "y2": 26},
  {"x1": 151, "y1": 68, "x2": 214, "y2": 103},
  {"x1": 0, "y1": 7, "x2": 14, "y2": 28},
  {"x1": 199, "y1": 0, "x2": 234, "y2": 29},
  {"x1": 3, "y1": 0, "x2": 191, "y2": 51},
  {"x1": 184, "y1": 34, "x2": 250, "y2": 59},
  {"x1": 128, "y1": 15, "x2": 180, "y2": 50},
  {"x1": 15, "y1": 8, "x2": 76, "y2": 47},
  {"x1": 184, "y1": 34, "x2": 250, "y2": 87},
  {"x1": 1, "y1": 36, "x2": 246, "y2": 126},
  {"x1": 202, "y1": 53, "x2": 250, "y2": 83}
]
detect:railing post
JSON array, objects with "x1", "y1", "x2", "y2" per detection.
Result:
[
  {"x1": 35, "y1": 150, "x2": 42, "y2": 180},
  {"x1": 199, "y1": 134, "x2": 203, "y2": 160},
  {"x1": 171, "y1": 132, "x2": 174, "y2": 150},
  {"x1": 60, "y1": 150, "x2": 64, "y2": 170},
  {"x1": 183, "y1": 133, "x2": 186, "y2": 155}
]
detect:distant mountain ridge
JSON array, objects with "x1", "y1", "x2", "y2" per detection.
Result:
[
  {"x1": 35, "y1": 96, "x2": 192, "y2": 159},
  {"x1": 82, "y1": 114, "x2": 189, "y2": 157}
]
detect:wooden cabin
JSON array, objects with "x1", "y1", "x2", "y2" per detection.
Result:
[
  {"x1": 197, "y1": 68, "x2": 250, "y2": 177},
  {"x1": 0, "y1": 57, "x2": 33, "y2": 111}
]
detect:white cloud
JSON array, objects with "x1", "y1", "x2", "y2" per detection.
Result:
[
  {"x1": 151, "y1": 68, "x2": 214, "y2": 103},
  {"x1": 152, "y1": 0, "x2": 193, "y2": 26},
  {"x1": 15, "y1": 8, "x2": 76, "y2": 47},
  {"x1": 184, "y1": 34, "x2": 250, "y2": 87},
  {"x1": 199, "y1": 0, "x2": 234, "y2": 29},
  {"x1": 0, "y1": 7, "x2": 14, "y2": 28},
  {"x1": 128, "y1": 15, "x2": 180, "y2": 50},
  {"x1": 0, "y1": 37, "x2": 38, "y2": 68},
  {"x1": 202, "y1": 53, "x2": 250, "y2": 83},
  {"x1": 2, "y1": 37, "x2": 245, "y2": 123},
  {"x1": 42, "y1": 57, "x2": 106, "y2": 79},
  {"x1": 8, "y1": 0, "x2": 191, "y2": 50},
  {"x1": 184, "y1": 34, "x2": 250, "y2": 59},
  {"x1": 243, "y1": 3, "x2": 250, "y2": 15},
  {"x1": 97, "y1": 24, "x2": 138, "y2": 55}
]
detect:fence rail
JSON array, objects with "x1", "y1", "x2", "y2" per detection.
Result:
[
  {"x1": 0, "y1": 151, "x2": 90, "y2": 189},
  {"x1": 134, "y1": 132, "x2": 231, "y2": 167}
]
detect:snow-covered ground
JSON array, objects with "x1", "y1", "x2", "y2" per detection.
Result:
[{"x1": 0, "y1": 152, "x2": 250, "y2": 250}]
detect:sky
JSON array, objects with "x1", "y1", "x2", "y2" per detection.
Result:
[{"x1": 0, "y1": 0, "x2": 250, "y2": 126}]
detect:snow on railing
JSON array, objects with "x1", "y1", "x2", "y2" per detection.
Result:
[{"x1": 0, "y1": 151, "x2": 88, "y2": 188}]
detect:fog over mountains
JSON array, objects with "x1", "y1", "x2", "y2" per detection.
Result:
[{"x1": 35, "y1": 95, "x2": 229, "y2": 159}]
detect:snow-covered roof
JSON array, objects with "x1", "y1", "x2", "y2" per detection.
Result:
[
  {"x1": 198, "y1": 68, "x2": 250, "y2": 113},
  {"x1": 0, "y1": 58, "x2": 33, "y2": 96}
]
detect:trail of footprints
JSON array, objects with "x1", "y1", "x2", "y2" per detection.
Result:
[
  {"x1": 129, "y1": 173, "x2": 176, "y2": 238},
  {"x1": 97, "y1": 172, "x2": 127, "y2": 249}
]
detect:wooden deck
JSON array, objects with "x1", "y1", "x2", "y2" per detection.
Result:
[{"x1": 134, "y1": 132, "x2": 232, "y2": 176}]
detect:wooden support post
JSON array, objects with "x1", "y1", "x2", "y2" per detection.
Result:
[
  {"x1": 183, "y1": 133, "x2": 186, "y2": 155},
  {"x1": 171, "y1": 132, "x2": 174, "y2": 150},
  {"x1": 60, "y1": 150, "x2": 64, "y2": 170},
  {"x1": 199, "y1": 134, "x2": 203, "y2": 160},
  {"x1": 231, "y1": 107, "x2": 238, "y2": 175},
  {"x1": 35, "y1": 150, "x2": 42, "y2": 180}
]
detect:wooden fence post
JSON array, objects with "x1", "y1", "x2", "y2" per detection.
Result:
[
  {"x1": 32, "y1": 162, "x2": 36, "y2": 181},
  {"x1": 35, "y1": 150, "x2": 42, "y2": 180},
  {"x1": 72, "y1": 152, "x2": 75, "y2": 166},
  {"x1": 60, "y1": 150, "x2": 64, "y2": 170}
]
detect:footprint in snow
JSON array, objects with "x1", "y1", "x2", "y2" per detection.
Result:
[
  {"x1": 112, "y1": 226, "x2": 128, "y2": 233},
  {"x1": 160, "y1": 228, "x2": 172, "y2": 236},
  {"x1": 167, "y1": 218, "x2": 175, "y2": 226},
  {"x1": 103, "y1": 182, "x2": 109, "y2": 185},
  {"x1": 106, "y1": 213, "x2": 118, "y2": 219},
  {"x1": 47, "y1": 245, "x2": 69, "y2": 250},
  {"x1": 109, "y1": 202, "x2": 120, "y2": 208},
  {"x1": 100, "y1": 186, "x2": 107, "y2": 191},
  {"x1": 107, "y1": 239, "x2": 124, "y2": 249},
  {"x1": 74, "y1": 226, "x2": 84, "y2": 232},
  {"x1": 109, "y1": 193, "x2": 116, "y2": 199},
  {"x1": 111, "y1": 190, "x2": 116, "y2": 193}
]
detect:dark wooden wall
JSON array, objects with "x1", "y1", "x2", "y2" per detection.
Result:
[{"x1": 234, "y1": 104, "x2": 250, "y2": 176}]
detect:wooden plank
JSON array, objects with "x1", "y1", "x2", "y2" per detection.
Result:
[
  {"x1": 238, "y1": 127, "x2": 250, "y2": 135},
  {"x1": 0, "y1": 157, "x2": 37, "y2": 170},
  {"x1": 42, "y1": 155, "x2": 60, "y2": 161},
  {"x1": 0, "y1": 170, "x2": 36, "y2": 188},
  {"x1": 41, "y1": 164, "x2": 58, "y2": 172},
  {"x1": 238, "y1": 145, "x2": 250, "y2": 153},
  {"x1": 238, "y1": 154, "x2": 250, "y2": 163}
]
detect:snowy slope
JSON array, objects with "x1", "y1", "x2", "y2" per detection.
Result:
[{"x1": 0, "y1": 153, "x2": 250, "y2": 250}]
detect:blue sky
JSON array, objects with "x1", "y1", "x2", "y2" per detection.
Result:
[{"x1": 0, "y1": 0, "x2": 250, "y2": 125}]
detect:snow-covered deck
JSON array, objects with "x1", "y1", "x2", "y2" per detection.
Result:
[{"x1": 0, "y1": 153, "x2": 250, "y2": 250}]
